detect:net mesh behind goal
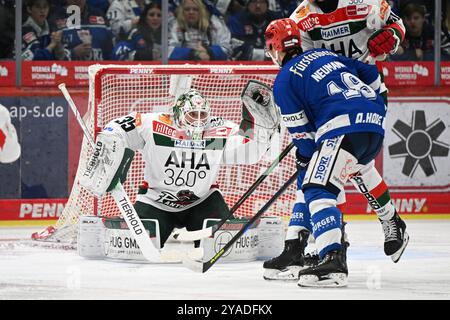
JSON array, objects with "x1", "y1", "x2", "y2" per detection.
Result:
[{"x1": 50, "y1": 65, "x2": 297, "y2": 243}]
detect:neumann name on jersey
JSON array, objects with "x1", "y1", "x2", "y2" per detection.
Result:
[
  {"x1": 289, "y1": 50, "x2": 339, "y2": 77},
  {"x1": 311, "y1": 61, "x2": 346, "y2": 82}
]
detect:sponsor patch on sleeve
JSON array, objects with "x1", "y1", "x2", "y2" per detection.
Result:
[{"x1": 23, "y1": 32, "x2": 37, "y2": 43}]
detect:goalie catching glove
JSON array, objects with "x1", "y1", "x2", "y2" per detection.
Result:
[
  {"x1": 240, "y1": 80, "x2": 280, "y2": 143},
  {"x1": 80, "y1": 133, "x2": 135, "y2": 198}
]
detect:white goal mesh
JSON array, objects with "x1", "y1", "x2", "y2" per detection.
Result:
[{"x1": 50, "y1": 64, "x2": 297, "y2": 243}]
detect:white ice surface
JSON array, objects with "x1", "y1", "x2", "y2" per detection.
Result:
[{"x1": 0, "y1": 220, "x2": 449, "y2": 300}]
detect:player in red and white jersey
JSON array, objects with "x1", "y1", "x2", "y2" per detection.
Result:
[
  {"x1": 0, "y1": 104, "x2": 21, "y2": 164},
  {"x1": 290, "y1": 0, "x2": 405, "y2": 64}
]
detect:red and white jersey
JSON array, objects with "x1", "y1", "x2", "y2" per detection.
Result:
[
  {"x1": 102, "y1": 112, "x2": 270, "y2": 212},
  {"x1": 290, "y1": 0, "x2": 405, "y2": 63},
  {"x1": 0, "y1": 104, "x2": 20, "y2": 163}
]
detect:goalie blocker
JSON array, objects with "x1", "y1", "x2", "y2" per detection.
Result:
[{"x1": 80, "y1": 133, "x2": 135, "y2": 198}]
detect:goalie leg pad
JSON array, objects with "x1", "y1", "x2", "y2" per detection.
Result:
[
  {"x1": 78, "y1": 216, "x2": 162, "y2": 261},
  {"x1": 257, "y1": 216, "x2": 285, "y2": 260},
  {"x1": 200, "y1": 218, "x2": 259, "y2": 262},
  {"x1": 77, "y1": 216, "x2": 106, "y2": 259}
]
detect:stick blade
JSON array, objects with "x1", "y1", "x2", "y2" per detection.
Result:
[
  {"x1": 173, "y1": 227, "x2": 213, "y2": 241},
  {"x1": 182, "y1": 257, "x2": 206, "y2": 273}
]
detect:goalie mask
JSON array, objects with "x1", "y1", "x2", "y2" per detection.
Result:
[{"x1": 173, "y1": 89, "x2": 210, "y2": 140}]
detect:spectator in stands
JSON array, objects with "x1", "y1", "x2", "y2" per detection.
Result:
[
  {"x1": 88, "y1": 0, "x2": 112, "y2": 15},
  {"x1": 227, "y1": 0, "x2": 281, "y2": 61},
  {"x1": 168, "y1": 0, "x2": 231, "y2": 61},
  {"x1": 49, "y1": 0, "x2": 113, "y2": 60},
  {"x1": 226, "y1": 0, "x2": 245, "y2": 16},
  {"x1": 21, "y1": 0, "x2": 65, "y2": 60},
  {"x1": 107, "y1": 0, "x2": 147, "y2": 40},
  {"x1": 388, "y1": 0, "x2": 401, "y2": 15},
  {"x1": 112, "y1": 1, "x2": 162, "y2": 60},
  {"x1": 397, "y1": 0, "x2": 434, "y2": 25},
  {"x1": 199, "y1": 0, "x2": 245, "y2": 22},
  {"x1": 391, "y1": 3, "x2": 434, "y2": 61},
  {"x1": 442, "y1": 1, "x2": 450, "y2": 61},
  {"x1": 0, "y1": 0, "x2": 15, "y2": 59},
  {"x1": 269, "y1": 0, "x2": 301, "y2": 18}
]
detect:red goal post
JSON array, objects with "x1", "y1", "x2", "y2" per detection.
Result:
[{"x1": 48, "y1": 64, "x2": 297, "y2": 243}]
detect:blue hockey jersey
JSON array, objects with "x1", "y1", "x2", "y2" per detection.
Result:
[
  {"x1": 49, "y1": 4, "x2": 113, "y2": 61},
  {"x1": 22, "y1": 17, "x2": 60, "y2": 60},
  {"x1": 273, "y1": 48, "x2": 386, "y2": 159}
]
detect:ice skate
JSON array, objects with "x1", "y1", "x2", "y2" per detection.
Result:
[
  {"x1": 263, "y1": 230, "x2": 318, "y2": 281},
  {"x1": 297, "y1": 249, "x2": 348, "y2": 288},
  {"x1": 381, "y1": 212, "x2": 409, "y2": 263}
]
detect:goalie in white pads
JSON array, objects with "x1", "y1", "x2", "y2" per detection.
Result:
[
  {"x1": 79, "y1": 84, "x2": 280, "y2": 255},
  {"x1": 0, "y1": 104, "x2": 21, "y2": 164}
]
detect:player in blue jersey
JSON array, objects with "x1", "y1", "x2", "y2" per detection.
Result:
[{"x1": 263, "y1": 18, "x2": 409, "y2": 287}]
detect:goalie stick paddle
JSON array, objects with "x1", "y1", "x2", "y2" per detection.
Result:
[
  {"x1": 183, "y1": 168, "x2": 299, "y2": 273},
  {"x1": 58, "y1": 83, "x2": 161, "y2": 263},
  {"x1": 173, "y1": 142, "x2": 294, "y2": 241}
]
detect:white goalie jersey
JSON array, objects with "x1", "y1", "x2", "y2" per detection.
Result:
[{"x1": 100, "y1": 112, "x2": 271, "y2": 212}]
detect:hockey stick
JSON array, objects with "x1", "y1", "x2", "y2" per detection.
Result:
[
  {"x1": 58, "y1": 83, "x2": 161, "y2": 262},
  {"x1": 173, "y1": 141, "x2": 294, "y2": 241},
  {"x1": 183, "y1": 168, "x2": 299, "y2": 273},
  {"x1": 364, "y1": 52, "x2": 387, "y2": 64}
]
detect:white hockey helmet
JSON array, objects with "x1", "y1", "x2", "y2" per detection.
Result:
[{"x1": 173, "y1": 89, "x2": 210, "y2": 140}]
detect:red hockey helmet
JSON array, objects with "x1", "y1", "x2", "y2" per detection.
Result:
[{"x1": 264, "y1": 18, "x2": 301, "y2": 53}]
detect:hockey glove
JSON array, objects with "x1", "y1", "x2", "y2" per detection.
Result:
[
  {"x1": 79, "y1": 133, "x2": 134, "y2": 198},
  {"x1": 367, "y1": 28, "x2": 400, "y2": 57},
  {"x1": 240, "y1": 80, "x2": 280, "y2": 143},
  {"x1": 295, "y1": 150, "x2": 310, "y2": 171}
]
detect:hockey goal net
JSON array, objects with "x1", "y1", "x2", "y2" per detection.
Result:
[{"x1": 45, "y1": 64, "x2": 297, "y2": 243}]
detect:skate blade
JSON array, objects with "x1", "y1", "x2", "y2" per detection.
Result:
[
  {"x1": 298, "y1": 273, "x2": 348, "y2": 288},
  {"x1": 263, "y1": 266, "x2": 304, "y2": 281},
  {"x1": 390, "y1": 232, "x2": 409, "y2": 263}
]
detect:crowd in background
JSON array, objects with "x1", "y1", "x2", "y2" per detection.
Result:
[{"x1": 0, "y1": 0, "x2": 449, "y2": 62}]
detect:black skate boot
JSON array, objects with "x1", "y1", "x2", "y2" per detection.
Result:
[
  {"x1": 263, "y1": 229, "x2": 318, "y2": 281},
  {"x1": 381, "y1": 211, "x2": 409, "y2": 263},
  {"x1": 297, "y1": 249, "x2": 348, "y2": 288}
]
